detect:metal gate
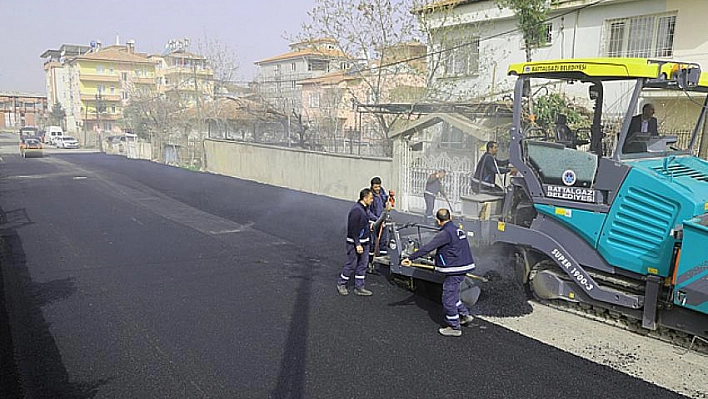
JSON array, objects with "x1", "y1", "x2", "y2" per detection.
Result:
[{"x1": 396, "y1": 142, "x2": 479, "y2": 214}]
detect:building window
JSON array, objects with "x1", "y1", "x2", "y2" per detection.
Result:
[
  {"x1": 121, "y1": 72, "x2": 128, "y2": 81},
  {"x1": 291, "y1": 62, "x2": 296, "y2": 71},
  {"x1": 109, "y1": 67, "x2": 114, "y2": 75},
  {"x1": 291, "y1": 81, "x2": 296, "y2": 89},
  {"x1": 439, "y1": 123, "x2": 473, "y2": 149},
  {"x1": 442, "y1": 38, "x2": 479, "y2": 77},
  {"x1": 96, "y1": 65, "x2": 105, "y2": 75},
  {"x1": 111, "y1": 105, "x2": 116, "y2": 113},
  {"x1": 340, "y1": 62, "x2": 348, "y2": 70},
  {"x1": 309, "y1": 93, "x2": 320, "y2": 108},
  {"x1": 98, "y1": 85, "x2": 105, "y2": 94},
  {"x1": 528, "y1": 23, "x2": 553, "y2": 47},
  {"x1": 110, "y1": 86, "x2": 115, "y2": 94},
  {"x1": 122, "y1": 92, "x2": 129, "y2": 100},
  {"x1": 605, "y1": 13, "x2": 676, "y2": 58},
  {"x1": 308, "y1": 60, "x2": 329, "y2": 71}
]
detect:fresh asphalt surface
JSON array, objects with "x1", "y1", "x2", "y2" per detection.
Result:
[{"x1": 0, "y1": 134, "x2": 686, "y2": 398}]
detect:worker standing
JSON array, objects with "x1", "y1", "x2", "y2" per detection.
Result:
[
  {"x1": 337, "y1": 188, "x2": 375, "y2": 296},
  {"x1": 402, "y1": 209, "x2": 475, "y2": 336},
  {"x1": 423, "y1": 169, "x2": 447, "y2": 224},
  {"x1": 368, "y1": 176, "x2": 391, "y2": 258}
]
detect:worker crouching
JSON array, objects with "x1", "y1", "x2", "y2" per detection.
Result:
[{"x1": 402, "y1": 209, "x2": 475, "y2": 336}]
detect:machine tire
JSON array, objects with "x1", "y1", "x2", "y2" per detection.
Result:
[{"x1": 528, "y1": 259, "x2": 558, "y2": 301}]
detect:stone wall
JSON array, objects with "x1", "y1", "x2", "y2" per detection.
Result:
[{"x1": 204, "y1": 139, "x2": 393, "y2": 201}]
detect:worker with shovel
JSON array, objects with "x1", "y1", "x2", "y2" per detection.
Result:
[
  {"x1": 424, "y1": 169, "x2": 447, "y2": 225},
  {"x1": 402, "y1": 208, "x2": 476, "y2": 337}
]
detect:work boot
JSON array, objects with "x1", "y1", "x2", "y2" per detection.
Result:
[
  {"x1": 460, "y1": 314, "x2": 475, "y2": 326},
  {"x1": 336, "y1": 284, "x2": 349, "y2": 296},
  {"x1": 354, "y1": 287, "x2": 373, "y2": 296},
  {"x1": 439, "y1": 327, "x2": 462, "y2": 337}
]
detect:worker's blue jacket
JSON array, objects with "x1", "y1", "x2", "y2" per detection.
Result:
[
  {"x1": 368, "y1": 187, "x2": 389, "y2": 221},
  {"x1": 346, "y1": 201, "x2": 371, "y2": 247},
  {"x1": 408, "y1": 221, "x2": 475, "y2": 275},
  {"x1": 424, "y1": 175, "x2": 445, "y2": 197}
]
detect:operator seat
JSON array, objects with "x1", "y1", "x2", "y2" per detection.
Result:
[
  {"x1": 555, "y1": 114, "x2": 589, "y2": 149},
  {"x1": 555, "y1": 114, "x2": 574, "y2": 147}
]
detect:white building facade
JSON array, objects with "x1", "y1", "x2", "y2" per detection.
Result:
[{"x1": 426, "y1": 0, "x2": 708, "y2": 121}]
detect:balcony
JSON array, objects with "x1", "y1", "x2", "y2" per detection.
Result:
[
  {"x1": 80, "y1": 74, "x2": 120, "y2": 83},
  {"x1": 83, "y1": 113, "x2": 120, "y2": 122},
  {"x1": 164, "y1": 67, "x2": 213, "y2": 77},
  {"x1": 132, "y1": 77, "x2": 156, "y2": 85},
  {"x1": 80, "y1": 93, "x2": 121, "y2": 102}
]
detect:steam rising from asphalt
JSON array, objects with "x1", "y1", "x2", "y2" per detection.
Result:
[
  {"x1": 388, "y1": 211, "x2": 533, "y2": 318},
  {"x1": 471, "y1": 248, "x2": 533, "y2": 317}
]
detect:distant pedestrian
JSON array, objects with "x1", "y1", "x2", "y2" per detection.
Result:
[
  {"x1": 337, "y1": 188, "x2": 375, "y2": 296},
  {"x1": 424, "y1": 170, "x2": 447, "y2": 224},
  {"x1": 402, "y1": 209, "x2": 475, "y2": 337}
]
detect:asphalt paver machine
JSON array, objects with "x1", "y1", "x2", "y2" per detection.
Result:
[{"x1": 379, "y1": 58, "x2": 708, "y2": 346}]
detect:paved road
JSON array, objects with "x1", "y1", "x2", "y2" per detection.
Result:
[{"x1": 0, "y1": 133, "x2": 685, "y2": 398}]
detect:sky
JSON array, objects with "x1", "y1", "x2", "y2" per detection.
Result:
[{"x1": 0, "y1": 0, "x2": 317, "y2": 94}]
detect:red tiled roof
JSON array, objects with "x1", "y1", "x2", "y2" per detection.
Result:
[{"x1": 71, "y1": 48, "x2": 156, "y2": 64}]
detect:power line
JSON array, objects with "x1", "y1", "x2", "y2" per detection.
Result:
[
  {"x1": 370, "y1": 0, "x2": 609, "y2": 72},
  {"x1": 253, "y1": 0, "x2": 609, "y2": 87}
]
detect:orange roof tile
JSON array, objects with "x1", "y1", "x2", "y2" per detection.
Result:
[{"x1": 71, "y1": 48, "x2": 156, "y2": 65}]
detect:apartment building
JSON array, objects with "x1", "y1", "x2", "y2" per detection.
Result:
[
  {"x1": 150, "y1": 39, "x2": 214, "y2": 106},
  {"x1": 255, "y1": 38, "x2": 350, "y2": 115},
  {"x1": 41, "y1": 40, "x2": 157, "y2": 139},
  {"x1": 0, "y1": 93, "x2": 48, "y2": 129},
  {"x1": 300, "y1": 42, "x2": 427, "y2": 144}
]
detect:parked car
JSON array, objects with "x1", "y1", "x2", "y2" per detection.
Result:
[
  {"x1": 45, "y1": 126, "x2": 64, "y2": 144},
  {"x1": 55, "y1": 136, "x2": 79, "y2": 149},
  {"x1": 19, "y1": 138, "x2": 43, "y2": 158}
]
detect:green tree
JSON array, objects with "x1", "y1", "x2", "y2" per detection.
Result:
[
  {"x1": 496, "y1": 0, "x2": 549, "y2": 62},
  {"x1": 534, "y1": 92, "x2": 590, "y2": 130},
  {"x1": 49, "y1": 103, "x2": 66, "y2": 128}
]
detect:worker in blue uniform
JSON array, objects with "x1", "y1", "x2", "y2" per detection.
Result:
[
  {"x1": 368, "y1": 176, "x2": 391, "y2": 259},
  {"x1": 424, "y1": 169, "x2": 447, "y2": 224},
  {"x1": 337, "y1": 188, "x2": 375, "y2": 296},
  {"x1": 402, "y1": 209, "x2": 476, "y2": 336},
  {"x1": 471, "y1": 141, "x2": 512, "y2": 194}
]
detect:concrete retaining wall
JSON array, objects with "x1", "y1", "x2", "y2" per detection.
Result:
[{"x1": 204, "y1": 139, "x2": 393, "y2": 201}]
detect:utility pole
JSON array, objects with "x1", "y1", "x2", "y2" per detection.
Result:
[{"x1": 96, "y1": 92, "x2": 103, "y2": 152}]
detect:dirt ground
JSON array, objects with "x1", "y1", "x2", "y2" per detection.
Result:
[
  {"x1": 483, "y1": 304, "x2": 708, "y2": 399},
  {"x1": 465, "y1": 246, "x2": 708, "y2": 399}
]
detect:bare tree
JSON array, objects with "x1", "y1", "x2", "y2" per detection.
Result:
[
  {"x1": 300, "y1": 0, "x2": 424, "y2": 140},
  {"x1": 122, "y1": 88, "x2": 187, "y2": 162},
  {"x1": 196, "y1": 36, "x2": 240, "y2": 97}
]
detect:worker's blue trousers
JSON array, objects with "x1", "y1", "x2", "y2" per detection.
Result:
[
  {"x1": 338, "y1": 243, "x2": 370, "y2": 289},
  {"x1": 442, "y1": 274, "x2": 470, "y2": 329}
]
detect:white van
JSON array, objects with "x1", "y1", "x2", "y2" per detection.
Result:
[{"x1": 45, "y1": 126, "x2": 64, "y2": 144}]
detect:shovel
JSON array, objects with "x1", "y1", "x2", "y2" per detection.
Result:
[{"x1": 402, "y1": 261, "x2": 484, "y2": 307}]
